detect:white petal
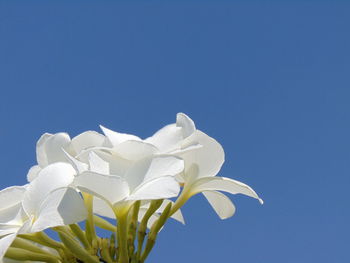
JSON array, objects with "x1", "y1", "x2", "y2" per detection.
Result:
[
  {"x1": 0, "y1": 186, "x2": 26, "y2": 211},
  {"x1": 176, "y1": 113, "x2": 196, "y2": 138},
  {"x1": 128, "y1": 176, "x2": 180, "y2": 201},
  {"x1": 179, "y1": 130, "x2": 224, "y2": 178},
  {"x1": 100, "y1": 125, "x2": 141, "y2": 147},
  {"x1": 168, "y1": 142, "x2": 202, "y2": 155},
  {"x1": 0, "y1": 224, "x2": 21, "y2": 237},
  {"x1": 36, "y1": 133, "x2": 52, "y2": 167},
  {"x1": 23, "y1": 163, "x2": 76, "y2": 216},
  {"x1": 124, "y1": 156, "x2": 184, "y2": 192},
  {"x1": 0, "y1": 204, "x2": 26, "y2": 225},
  {"x1": 202, "y1": 190, "x2": 235, "y2": 219},
  {"x1": 26, "y1": 165, "x2": 41, "y2": 182},
  {"x1": 145, "y1": 124, "x2": 183, "y2": 153},
  {"x1": 31, "y1": 188, "x2": 87, "y2": 233},
  {"x1": 88, "y1": 152, "x2": 109, "y2": 174},
  {"x1": 114, "y1": 140, "x2": 158, "y2": 160},
  {"x1": 0, "y1": 233, "x2": 17, "y2": 260},
  {"x1": 75, "y1": 172, "x2": 129, "y2": 205},
  {"x1": 144, "y1": 113, "x2": 195, "y2": 153},
  {"x1": 62, "y1": 150, "x2": 88, "y2": 174},
  {"x1": 71, "y1": 131, "x2": 106, "y2": 154},
  {"x1": 42, "y1": 133, "x2": 72, "y2": 165},
  {"x1": 92, "y1": 150, "x2": 132, "y2": 177},
  {"x1": 93, "y1": 197, "x2": 115, "y2": 219},
  {"x1": 191, "y1": 176, "x2": 263, "y2": 204},
  {"x1": 144, "y1": 156, "x2": 184, "y2": 181}
]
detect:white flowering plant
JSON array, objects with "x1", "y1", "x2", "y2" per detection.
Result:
[{"x1": 0, "y1": 113, "x2": 262, "y2": 263}]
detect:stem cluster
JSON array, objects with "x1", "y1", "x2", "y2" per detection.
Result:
[{"x1": 6, "y1": 196, "x2": 177, "y2": 263}]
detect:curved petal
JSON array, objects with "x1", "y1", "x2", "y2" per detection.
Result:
[
  {"x1": 26, "y1": 165, "x2": 41, "y2": 182},
  {"x1": 202, "y1": 190, "x2": 236, "y2": 219},
  {"x1": 179, "y1": 130, "x2": 225, "y2": 178},
  {"x1": 31, "y1": 188, "x2": 87, "y2": 233},
  {"x1": 0, "y1": 233, "x2": 17, "y2": 260},
  {"x1": 176, "y1": 113, "x2": 196, "y2": 138},
  {"x1": 191, "y1": 176, "x2": 263, "y2": 204},
  {"x1": 42, "y1": 133, "x2": 72, "y2": 165},
  {"x1": 124, "y1": 156, "x2": 184, "y2": 192},
  {"x1": 62, "y1": 150, "x2": 88, "y2": 174},
  {"x1": 93, "y1": 197, "x2": 115, "y2": 219},
  {"x1": 128, "y1": 176, "x2": 180, "y2": 201},
  {"x1": 88, "y1": 152, "x2": 109, "y2": 174},
  {"x1": 93, "y1": 150, "x2": 132, "y2": 177},
  {"x1": 0, "y1": 204, "x2": 26, "y2": 226},
  {"x1": 0, "y1": 186, "x2": 26, "y2": 211},
  {"x1": 74, "y1": 172, "x2": 129, "y2": 205},
  {"x1": 23, "y1": 163, "x2": 76, "y2": 216},
  {"x1": 71, "y1": 131, "x2": 106, "y2": 154},
  {"x1": 100, "y1": 125, "x2": 141, "y2": 147},
  {"x1": 144, "y1": 155, "x2": 184, "y2": 181},
  {"x1": 145, "y1": 124, "x2": 183, "y2": 153},
  {"x1": 0, "y1": 224, "x2": 21, "y2": 237},
  {"x1": 114, "y1": 140, "x2": 158, "y2": 161},
  {"x1": 36, "y1": 133, "x2": 52, "y2": 167},
  {"x1": 145, "y1": 113, "x2": 196, "y2": 153}
]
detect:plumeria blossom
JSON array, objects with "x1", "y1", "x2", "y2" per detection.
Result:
[
  {"x1": 74, "y1": 151, "x2": 184, "y2": 217},
  {"x1": 0, "y1": 113, "x2": 262, "y2": 263},
  {"x1": 27, "y1": 131, "x2": 106, "y2": 182},
  {"x1": 99, "y1": 113, "x2": 262, "y2": 219},
  {"x1": 0, "y1": 163, "x2": 87, "y2": 260}
]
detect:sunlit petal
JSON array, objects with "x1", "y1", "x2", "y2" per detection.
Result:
[
  {"x1": 88, "y1": 152, "x2": 109, "y2": 174},
  {"x1": 179, "y1": 130, "x2": 224, "y2": 178},
  {"x1": 42, "y1": 133, "x2": 72, "y2": 165},
  {"x1": 75, "y1": 172, "x2": 129, "y2": 205},
  {"x1": 31, "y1": 188, "x2": 87, "y2": 233},
  {"x1": 100, "y1": 125, "x2": 141, "y2": 147},
  {"x1": 23, "y1": 163, "x2": 76, "y2": 216},
  {"x1": 71, "y1": 131, "x2": 105, "y2": 154},
  {"x1": 128, "y1": 176, "x2": 180, "y2": 201},
  {"x1": 191, "y1": 176, "x2": 263, "y2": 204},
  {"x1": 202, "y1": 190, "x2": 236, "y2": 219}
]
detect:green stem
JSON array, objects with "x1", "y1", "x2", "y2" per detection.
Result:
[
  {"x1": 11, "y1": 237, "x2": 61, "y2": 259},
  {"x1": 19, "y1": 232, "x2": 64, "y2": 250},
  {"x1": 57, "y1": 231, "x2": 99, "y2": 263},
  {"x1": 115, "y1": 210, "x2": 129, "y2": 263},
  {"x1": 136, "y1": 200, "x2": 163, "y2": 262},
  {"x1": 93, "y1": 215, "x2": 117, "y2": 232},
  {"x1": 140, "y1": 203, "x2": 172, "y2": 263},
  {"x1": 69, "y1": 224, "x2": 91, "y2": 250},
  {"x1": 127, "y1": 201, "x2": 140, "y2": 257},
  {"x1": 83, "y1": 193, "x2": 97, "y2": 245},
  {"x1": 100, "y1": 238, "x2": 114, "y2": 263},
  {"x1": 170, "y1": 187, "x2": 191, "y2": 217},
  {"x1": 5, "y1": 247, "x2": 60, "y2": 263}
]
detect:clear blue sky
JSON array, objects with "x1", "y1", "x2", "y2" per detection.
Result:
[{"x1": 0, "y1": 1, "x2": 349, "y2": 262}]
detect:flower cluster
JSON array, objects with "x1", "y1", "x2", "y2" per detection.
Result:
[{"x1": 0, "y1": 113, "x2": 262, "y2": 263}]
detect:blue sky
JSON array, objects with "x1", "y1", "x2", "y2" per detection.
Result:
[{"x1": 0, "y1": 1, "x2": 349, "y2": 262}]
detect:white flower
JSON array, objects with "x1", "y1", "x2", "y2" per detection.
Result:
[
  {"x1": 100, "y1": 113, "x2": 199, "y2": 158},
  {"x1": 0, "y1": 163, "x2": 87, "y2": 259},
  {"x1": 145, "y1": 113, "x2": 263, "y2": 219},
  {"x1": 92, "y1": 113, "x2": 262, "y2": 219},
  {"x1": 74, "y1": 152, "x2": 184, "y2": 217},
  {"x1": 27, "y1": 131, "x2": 105, "y2": 182}
]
